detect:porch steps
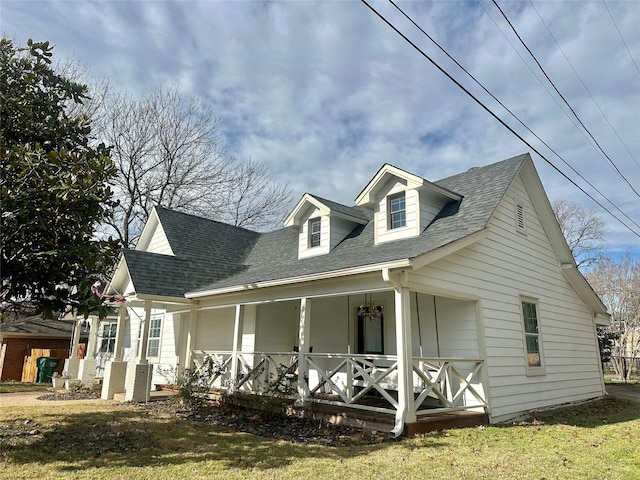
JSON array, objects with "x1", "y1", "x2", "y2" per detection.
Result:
[
  {"x1": 406, "y1": 411, "x2": 488, "y2": 436},
  {"x1": 293, "y1": 403, "x2": 488, "y2": 436}
]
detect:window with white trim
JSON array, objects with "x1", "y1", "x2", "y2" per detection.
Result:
[
  {"x1": 522, "y1": 301, "x2": 542, "y2": 368},
  {"x1": 388, "y1": 192, "x2": 406, "y2": 229},
  {"x1": 99, "y1": 322, "x2": 117, "y2": 354},
  {"x1": 308, "y1": 218, "x2": 321, "y2": 248},
  {"x1": 147, "y1": 316, "x2": 162, "y2": 358}
]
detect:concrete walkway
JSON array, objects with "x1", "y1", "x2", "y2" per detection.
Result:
[
  {"x1": 0, "y1": 390, "x2": 110, "y2": 407},
  {"x1": 2, "y1": 384, "x2": 637, "y2": 409},
  {"x1": 0, "y1": 389, "x2": 176, "y2": 408}
]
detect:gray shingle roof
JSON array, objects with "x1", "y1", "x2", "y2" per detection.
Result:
[
  {"x1": 123, "y1": 154, "x2": 526, "y2": 298},
  {"x1": 1, "y1": 316, "x2": 79, "y2": 338},
  {"x1": 307, "y1": 194, "x2": 371, "y2": 222}
]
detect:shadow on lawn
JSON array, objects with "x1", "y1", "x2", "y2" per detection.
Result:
[
  {"x1": 506, "y1": 397, "x2": 640, "y2": 428},
  {"x1": 1, "y1": 407, "x2": 443, "y2": 472}
]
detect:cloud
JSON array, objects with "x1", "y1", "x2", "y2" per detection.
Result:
[{"x1": 2, "y1": 0, "x2": 638, "y2": 254}]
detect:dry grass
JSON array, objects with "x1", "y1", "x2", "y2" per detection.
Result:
[{"x1": 0, "y1": 396, "x2": 638, "y2": 480}]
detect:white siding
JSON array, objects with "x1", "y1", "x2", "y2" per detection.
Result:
[
  {"x1": 194, "y1": 307, "x2": 235, "y2": 351},
  {"x1": 254, "y1": 301, "x2": 300, "y2": 352},
  {"x1": 330, "y1": 217, "x2": 357, "y2": 249},
  {"x1": 408, "y1": 173, "x2": 603, "y2": 422},
  {"x1": 138, "y1": 219, "x2": 173, "y2": 255},
  {"x1": 419, "y1": 192, "x2": 447, "y2": 231}
]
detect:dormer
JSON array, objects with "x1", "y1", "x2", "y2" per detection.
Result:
[
  {"x1": 284, "y1": 194, "x2": 369, "y2": 259},
  {"x1": 355, "y1": 164, "x2": 462, "y2": 244}
]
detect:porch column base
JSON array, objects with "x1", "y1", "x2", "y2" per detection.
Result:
[
  {"x1": 64, "y1": 357, "x2": 80, "y2": 379},
  {"x1": 101, "y1": 361, "x2": 128, "y2": 400},
  {"x1": 77, "y1": 358, "x2": 97, "y2": 388},
  {"x1": 124, "y1": 363, "x2": 153, "y2": 402}
]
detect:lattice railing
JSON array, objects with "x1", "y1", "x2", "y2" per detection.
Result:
[
  {"x1": 191, "y1": 351, "x2": 486, "y2": 416},
  {"x1": 412, "y1": 357, "x2": 487, "y2": 415}
]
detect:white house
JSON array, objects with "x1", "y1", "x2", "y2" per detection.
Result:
[{"x1": 73, "y1": 153, "x2": 609, "y2": 436}]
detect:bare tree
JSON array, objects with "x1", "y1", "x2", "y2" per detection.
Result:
[
  {"x1": 99, "y1": 87, "x2": 228, "y2": 246},
  {"x1": 215, "y1": 158, "x2": 293, "y2": 229},
  {"x1": 551, "y1": 198, "x2": 607, "y2": 269},
  {"x1": 97, "y1": 86, "x2": 291, "y2": 246},
  {"x1": 586, "y1": 255, "x2": 640, "y2": 381}
]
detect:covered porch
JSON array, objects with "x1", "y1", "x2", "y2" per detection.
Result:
[{"x1": 185, "y1": 271, "x2": 489, "y2": 436}]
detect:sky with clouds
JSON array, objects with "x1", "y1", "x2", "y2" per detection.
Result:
[{"x1": 2, "y1": 0, "x2": 639, "y2": 258}]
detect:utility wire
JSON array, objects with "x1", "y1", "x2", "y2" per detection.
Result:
[
  {"x1": 530, "y1": 0, "x2": 640, "y2": 170},
  {"x1": 478, "y1": 1, "x2": 615, "y2": 181},
  {"x1": 603, "y1": 0, "x2": 640, "y2": 78},
  {"x1": 388, "y1": 0, "x2": 640, "y2": 232},
  {"x1": 492, "y1": 0, "x2": 640, "y2": 198},
  {"x1": 359, "y1": 0, "x2": 640, "y2": 239}
]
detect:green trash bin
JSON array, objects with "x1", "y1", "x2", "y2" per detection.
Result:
[{"x1": 36, "y1": 357, "x2": 62, "y2": 383}]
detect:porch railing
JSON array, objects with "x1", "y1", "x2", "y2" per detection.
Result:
[{"x1": 191, "y1": 350, "x2": 486, "y2": 416}]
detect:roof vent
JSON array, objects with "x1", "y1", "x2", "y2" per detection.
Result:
[{"x1": 467, "y1": 166, "x2": 479, "y2": 171}]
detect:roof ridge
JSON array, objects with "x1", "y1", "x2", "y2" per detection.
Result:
[{"x1": 154, "y1": 205, "x2": 261, "y2": 235}]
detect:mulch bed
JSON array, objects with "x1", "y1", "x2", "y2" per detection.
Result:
[
  {"x1": 36, "y1": 389, "x2": 100, "y2": 401},
  {"x1": 31, "y1": 389, "x2": 393, "y2": 446},
  {"x1": 147, "y1": 398, "x2": 394, "y2": 446}
]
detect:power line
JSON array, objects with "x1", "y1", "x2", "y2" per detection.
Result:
[
  {"x1": 359, "y1": 0, "x2": 640, "y2": 239},
  {"x1": 530, "y1": 0, "x2": 640, "y2": 171},
  {"x1": 492, "y1": 0, "x2": 640, "y2": 198},
  {"x1": 387, "y1": 0, "x2": 640, "y2": 232},
  {"x1": 603, "y1": 0, "x2": 640, "y2": 78}
]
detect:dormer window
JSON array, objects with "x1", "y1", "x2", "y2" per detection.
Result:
[
  {"x1": 388, "y1": 192, "x2": 406, "y2": 229},
  {"x1": 308, "y1": 218, "x2": 321, "y2": 247}
]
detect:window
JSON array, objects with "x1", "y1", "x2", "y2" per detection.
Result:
[
  {"x1": 388, "y1": 192, "x2": 406, "y2": 229},
  {"x1": 522, "y1": 301, "x2": 542, "y2": 368},
  {"x1": 99, "y1": 322, "x2": 117, "y2": 354},
  {"x1": 308, "y1": 218, "x2": 321, "y2": 248},
  {"x1": 147, "y1": 316, "x2": 162, "y2": 358}
]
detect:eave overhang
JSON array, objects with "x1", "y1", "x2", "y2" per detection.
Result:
[
  {"x1": 561, "y1": 263, "x2": 609, "y2": 321},
  {"x1": 186, "y1": 259, "x2": 412, "y2": 298}
]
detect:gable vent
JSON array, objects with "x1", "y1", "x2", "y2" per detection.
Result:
[{"x1": 516, "y1": 203, "x2": 526, "y2": 231}]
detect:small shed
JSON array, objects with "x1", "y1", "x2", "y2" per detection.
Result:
[{"x1": 0, "y1": 316, "x2": 87, "y2": 382}]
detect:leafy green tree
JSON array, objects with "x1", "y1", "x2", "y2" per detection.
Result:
[{"x1": 1, "y1": 38, "x2": 119, "y2": 319}]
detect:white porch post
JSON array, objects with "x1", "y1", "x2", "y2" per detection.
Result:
[
  {"x1": 113, "y1": 303, "x2": 128, "y2": 362},
  {"x1": 102, "y1": 303, "x2": 128, "y2": 400},
  {"x1": 137, "y1": 300, "x2": 152, "y2": 364},
  {"x1": 77, "y1": 316, "x2": 100, "y2": 387},
  {"x1": 184, "y1": 307, "x2": 198, "y2": 370},
  {"x1": 230, "y1": 304, "x2": 245, "y2": 389},
  {"x1": 125, "y1": 300, "x2": 153, "y2": 402},
  {"x1": 392, "y1": 279, "x2": 416, "y2": 436},
  {"x1": 64, "y1": 319, "x2": 83, "y2": 379},
  {"x1": 296, "y1": 297, "x2": 311, "y2": 405}
]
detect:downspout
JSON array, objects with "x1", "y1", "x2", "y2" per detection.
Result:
[{"x1": 382, "y1": 267, "x2": 415, "y2": 438}]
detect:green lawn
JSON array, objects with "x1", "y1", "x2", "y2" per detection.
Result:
[
  {"x1": 0, "y1": 381, "x2": 49, "y2": 393},
  {"x1": 0, "y1": 396, "x2": 638, "y2": 480}
]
